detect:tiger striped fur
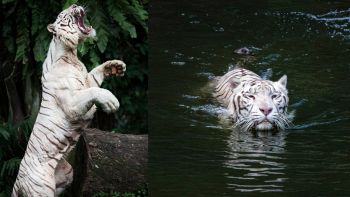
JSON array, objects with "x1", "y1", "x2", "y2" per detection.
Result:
[
  {"x1": 213, "y1": 68, "x2": 293, "y2": 131},
  {"x1": 12, "y1": 5, "x2": 126, "y2": 197}
]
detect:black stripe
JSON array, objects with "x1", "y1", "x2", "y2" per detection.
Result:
[
  {"x1": 45, "y1": 135, "x2": 62, "y2": 150},
  {"x1": 44, "y1": 183, "x2": 55, "y2": 192},
  {"x1": 232, "y1": 95, "x2": 238, "y2": 112},
  {"x1": 44, "y1": 61, "x2": 48, "y2": 72},
  {"x1": 42, "y1": 90, "x2": 55, "y2": 99},
  {"x1": 52, "y1": 134, "x2": 68, "y2": 146},
  {"x1": 31, "y1": 132, "x2": 44, "y2": 147},
  {"x1": 47, "y1": 119, "x2": 69, "y2": 133},
  {"x1": 39, "y1": 111, "x2": 51, "y2": 117},
  {"x1": 37, "y1": 122, "x2": 54, "y2": 133},
  {"x1": 73, "y1": 77, "x2": 84, "y2": 86},
  {"x1": 215, "y1": 83, "x2": 230, "y2": 98},
  {"x1": 216, "y1": 74, "x2": 236, "y2": 93},
  {"x1": 48, "y1": 162, "x2": 55, "y2": 169},
  {"x1": 237, "y1": 96, "x2": 242, "y2": 110},
  {"x1": 50, "y1": 49, "x2": 53, "y2": 65},
  {"x1": 42, "y1": 83, "x2": 50, "y2": 90},
  {"x1": 65, "y1": 37, "x2": 75, "y2": 46},
  {"x1": 92, "y1": 74, "x2": 100, "y2": 86},
  {"x1": 42, "y1": 73, "x2": 47, "y2": 81},
  {"x1": 40, "y1": 105, "x2": 53, "y2": 110},
  {"x1": 28, "y1": 140, "x2": 40, "y2": 153}
]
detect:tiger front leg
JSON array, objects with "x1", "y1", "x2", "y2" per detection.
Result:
[
  {"x1": 57, "y1": 87, "x2": 120, "y2": 121},
  {"x1": 88, "y1": 60, "x2": 126, "y2": 87}
]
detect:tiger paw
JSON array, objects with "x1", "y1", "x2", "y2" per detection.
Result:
[{"x1": 103, "y1": 60, "x2": 126, "y2": 77}]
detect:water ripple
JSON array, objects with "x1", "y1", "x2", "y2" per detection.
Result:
[{"x1": 224, "y1": 130, "x2": 287, "y2": 192}]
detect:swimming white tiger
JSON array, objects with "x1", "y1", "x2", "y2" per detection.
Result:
[
  {"x1": 213, "y1": 68, "x2": 293, "y2": 131},
  {"x1": 12, "y1": 4, "x2": 126, "y2": 197}
]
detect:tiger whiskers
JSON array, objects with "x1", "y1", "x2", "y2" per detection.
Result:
[
  {"x1": 82, "y1": 4, "x2": 89, "y2": 12},
  {"x1": 282, "y1": 114, "x2": 294, "y2": 129},
  {"x1": 234, "y1": 113, "x2": 294, "y2": 132},
  {"x1": 234, "y1": 117, "x2": 255, "y2": 132},
  {"x1": 274, "y1": 113, "x2": 294, "y2": 130}
]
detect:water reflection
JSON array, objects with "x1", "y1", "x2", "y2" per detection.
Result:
[{"x1": 224, "y1": 130, "x2": 287, "y2": 192}]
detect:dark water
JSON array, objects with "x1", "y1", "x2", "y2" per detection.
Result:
[{"x1": 149, "y1": 1, "x2": 350, "y2": 196}]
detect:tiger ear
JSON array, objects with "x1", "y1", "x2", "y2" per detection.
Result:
[
  {"x1": 277, "y1": 75, "x2": 287, "y2": 88},
  {"x1": 47, "y1": 24, "x2": 55, "y2": 33}
]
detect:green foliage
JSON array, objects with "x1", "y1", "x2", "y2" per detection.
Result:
[
  {"x1": 92, "y1": 188, "x2": 148, "y2": 197},
  {"x1": 0, "y1": 118, "x2": 34, "y2": 196}
]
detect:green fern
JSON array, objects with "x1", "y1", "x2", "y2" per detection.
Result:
[
  {"x1": 124, "y1": 0, "x2": 148, "y2": 32},
  {"x1": 0, "y1": 127, "x2": 10, "y2": 141},
  {"x1": 0, "y1": 158, "x2": 21, "y2": 177},
  {"x1": 88, "y1": 1, "x2": 109, "y2": 53},
  {"x1": 63, "y1": 0, "x2": 79, "y2": 9},
  {"x1": 15, "y1": 5, "x2": 30, "y2": 65},
  {"x1": 2, "y1": 0, "x2": 16, "y2": 4},
  {"x1": 0, "y1": 117, "x2": 34, "y2": 194},
  {"x1": 107, "y1": 0, "x2": 137, "y2": 38}
]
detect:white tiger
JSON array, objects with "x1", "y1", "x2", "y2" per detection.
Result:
[
  {"x1": 12, "y1": 4, "x2": 126, "y2": 197},
  {"x1": 213, "y1": 68, "x2": 293, "y2": 131}
]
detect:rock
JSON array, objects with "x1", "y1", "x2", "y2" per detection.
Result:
[{"x1": 64, "y1": 128, "x2": 148, "y2": 196}]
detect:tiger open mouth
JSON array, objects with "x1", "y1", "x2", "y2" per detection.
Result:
[{"x1": 73, "y1": 9, "x2": 92, "y2": 34}]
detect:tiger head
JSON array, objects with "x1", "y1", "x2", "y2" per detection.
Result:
[
  {"x1": 47, "y1": 4, "x2": 95, "y2": 48},
  {"x1": 228, "y1": 75, "x2": 292, "y2": 131}
]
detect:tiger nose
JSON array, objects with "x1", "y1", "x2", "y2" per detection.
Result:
[{"x1": 259, "y1": 107, "x2": 272, "y2": 116}]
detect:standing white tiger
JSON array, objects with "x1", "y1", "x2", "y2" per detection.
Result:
[
  {"x1": 12, "y1": 5, "x2": 126, "y2": 197},
  {"x1": 213, "y1": 68, "x2": 293, "y2": 131}
]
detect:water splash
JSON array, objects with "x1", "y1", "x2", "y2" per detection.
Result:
[
  {"x1": 190, "y1": 104, "x2": 229, "y2": 116},
  {"x1": 291, "y1": 117, "x2": 350, "y2": 130},
  {"x1": 260, "y1": 68, "x2": 273, "y2": 80},
  {"x1": 290, "y1": 9, "x2": 350, "y2": 40}
]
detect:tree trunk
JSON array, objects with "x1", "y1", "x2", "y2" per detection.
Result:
[
  {"x1": 4, "y1": 77, "x2": 24, "y2": 125},
  {"x1": 65, "y1": 129, "x2": 148, "y2": 196}
]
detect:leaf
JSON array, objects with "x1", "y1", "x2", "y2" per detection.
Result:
[
  {"x1": 78, "y1": 42, "x2": 89, "y2": 57},
  {"x1": 31, "y1": 5, "x2": 41, "y2": 35},
  {"x1": 128, "y1": 0, "x2": 149, "y2": 32},
  {"x1": 15, "y1": 5, "x2": 30, "y2": 64},
  {"x1": 0, "y1": 127, "x2": 10, "y2": 140},
  {"x1": 63, "y1": 0, "x2": 78, "y2": 9},
  {"x1": 0, "y1": 158, "x2": 21, "y2": 177},
  {"x1": 97, "y1": 28, "x2": 109, "y2": 52},
  {"x1": 33, "y1": 30, "x2": 50, "y2": 62},
  {"x1": 2, "y1": 0, "x2": 15, "y2": 4},
  {"x1": 88, "y1": 1, "x2": 109, "y2": 53},
  {"x1": 89, "y1": 49, "x2": 101, "y2": 68},
  {"x1": 107, "y1": 0, "x2": 137, "y2": 38}
]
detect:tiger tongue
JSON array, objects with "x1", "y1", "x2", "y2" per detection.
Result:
[{"x1": 77, "y1": 17, "x2": 90, "y2": 34}]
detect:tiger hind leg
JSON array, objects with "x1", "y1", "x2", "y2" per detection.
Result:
[
  {"x1": 11, "y1": 182, "x2": 20, "y2": 197},
  {"x1": 54, "y1": 159, "x2": 73, "y2": 197}
]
